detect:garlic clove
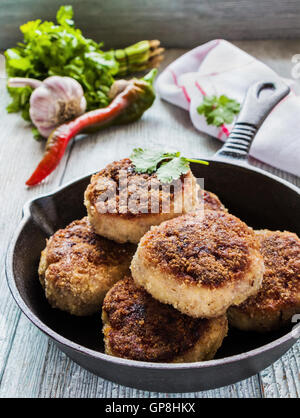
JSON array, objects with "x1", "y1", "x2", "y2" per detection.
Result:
[{"x1": 29, "y1": 86, "x2": 59, "y2": 137}]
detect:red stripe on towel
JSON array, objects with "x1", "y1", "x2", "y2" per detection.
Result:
[
  {"x1": 181, "y1": 86, "x2": 191, "y2": 102},
  {"x1": 195, "y1": 81, "x2": 207, "y2": 96},
  {"x1": 169, "y1": 69, "x2": 191, "y2": 103}
]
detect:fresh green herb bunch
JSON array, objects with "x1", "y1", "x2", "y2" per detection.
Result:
[
  {"x1": 130, "y1": 148, "x2": 208, "y2": 183},
  {"x1": 5, "y1": 5, "x2": 163, "y2": 122},
  {"x1": 197, "y1": 95, "x2": 240, "y2": 127}
]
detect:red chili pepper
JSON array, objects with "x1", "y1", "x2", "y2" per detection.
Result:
[{"x1": 26, "y1": 70, "x2": 157, "y2": 186}]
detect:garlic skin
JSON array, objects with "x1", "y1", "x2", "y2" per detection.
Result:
[
  {"x1": 108, "y1": 79, "x2": 130, "y2": 99},
  {"x1": 29, "y1": 76, "x2": 86, "y2": 137}
]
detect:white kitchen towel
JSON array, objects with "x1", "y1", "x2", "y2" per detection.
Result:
[{"x1": 156, "y1": 39, "x2": 300, "y2": 177}]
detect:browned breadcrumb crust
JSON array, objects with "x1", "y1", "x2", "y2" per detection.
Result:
[
  {"x1": 199, "y1": 189, "x2": 226, "y2": 212},
  {"x1": 235, "y1": 230, "x2": 300, "y2": 312},
  {"x1": 44, "y1": 217, "x2": 136, "y2": 269},
  {"x1": 102, "y1": 276, "x2": 213, "y2": 362},
  {"x1": 140, "y1": 210, "x2": 258, "y2": 288},
  {"x1": 39, "y1": 217, "x2": 136, "y2": 315},
  {"x1": 85, "y1": 158, "x2": 193, "y2": 218}
]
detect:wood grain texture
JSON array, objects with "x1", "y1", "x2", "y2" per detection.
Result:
[
  {"x1": 0, "y1": 79, "x2": 73, "y2": 391},
  {"x1": 2, "y1": 0, "x2": 300, "y2": 50},
  {"x1": 0, "y1": 43, "x2": 299, "y2": 398},
  {"x1": 259, "y1": 344, "x2": 300, "y2": 398}
]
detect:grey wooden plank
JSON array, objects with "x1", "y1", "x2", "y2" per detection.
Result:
[
  {"x1": 259, "y1": 344, "x2": 300, "y2": 398},
  {"x1": 0, "y1": 79, "x2": 74, "y2": 393},
  {"x1": 234, "y1": 39, "x2": 299, "y2": 81},
  {"x1": 28, "y1": 337, "x2": 261, "y2": 398},
  {"x1": 1, "y1": 43, "x2": 299, "y2": 398},
  {"x1": 2, "y1": 0, "x2": 300, "y2": 50},
  {"x1": 0, "y1": 316, "x2": 49, "y2": 398}
]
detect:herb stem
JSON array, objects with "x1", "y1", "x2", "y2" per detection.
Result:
[{"x1": 186, "y1": 158, "x2": 209, "y2": 166}]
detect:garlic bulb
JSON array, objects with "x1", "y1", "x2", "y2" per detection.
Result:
[{"x1": 8, "y1": 76, "x2": 87, "y2": 137}]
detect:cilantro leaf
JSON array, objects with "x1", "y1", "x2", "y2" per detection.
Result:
[
  {"x1": 6, "y1": 86, "x2": 32, "y2": 121},
  {"x1": 31, "y1": 126, "x2": 43, "y2": 141},
  {"x1": 131, "y1": 148, "x2": 179, "y2": 174},
  {"x1": 56, "y1": 5, "x2": 74, "y2": 26},
  {"x1": 130, "y1": 148, "x2": 208, "y2": 183},
  {"x1": 156, "y1": 157, "x2": 190, "y2": 183},
  {"x1": 197, "y1": 95, "x2": 240, "y2": 127}
]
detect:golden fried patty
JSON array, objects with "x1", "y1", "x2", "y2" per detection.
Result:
[
  {"x1": 228, "y1": 230, "x2": 300, "y2": 332},
  {"x1": 131, "y1": 210, "x2": 264, "y2": 318},
  {"x1": 199, "y1": 189, "x2": 226, "y2": 212},
  {"x1": 39, "y1": 217, "x2": 136, "y2": 316},
  {"x1": 102, "y1": 276, "x2": 228, "y2": 362},
  {"x1": 84, "y1": 158, "x2": 199, "y2": 244}
]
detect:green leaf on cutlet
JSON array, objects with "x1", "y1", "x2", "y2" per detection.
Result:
[
  {"x1": 130, "y1": 148, "x2": 179, "y2": 174},
  {"x1": 130, "y1": 148, "x2": 209, "y2": 184}
]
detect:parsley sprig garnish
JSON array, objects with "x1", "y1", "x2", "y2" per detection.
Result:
[
  {"x1": 130, "y1": 148, "x2": 208, "y2": 183},
  {"x1": 197, "y1": 95, "x2": 240, "y2": 127}
]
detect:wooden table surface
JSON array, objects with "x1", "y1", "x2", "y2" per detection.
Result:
[{"x1": 0, "y1": 41, "x2": 299, "y2": 398}]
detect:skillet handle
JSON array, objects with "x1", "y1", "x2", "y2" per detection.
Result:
[{"x1": 214, "y1": 80, "x2": 290, "y2": 162}]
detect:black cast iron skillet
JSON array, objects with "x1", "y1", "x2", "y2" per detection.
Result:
[{"x1": 6, "y1": 80, "x2": 300, "y2": 393}]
